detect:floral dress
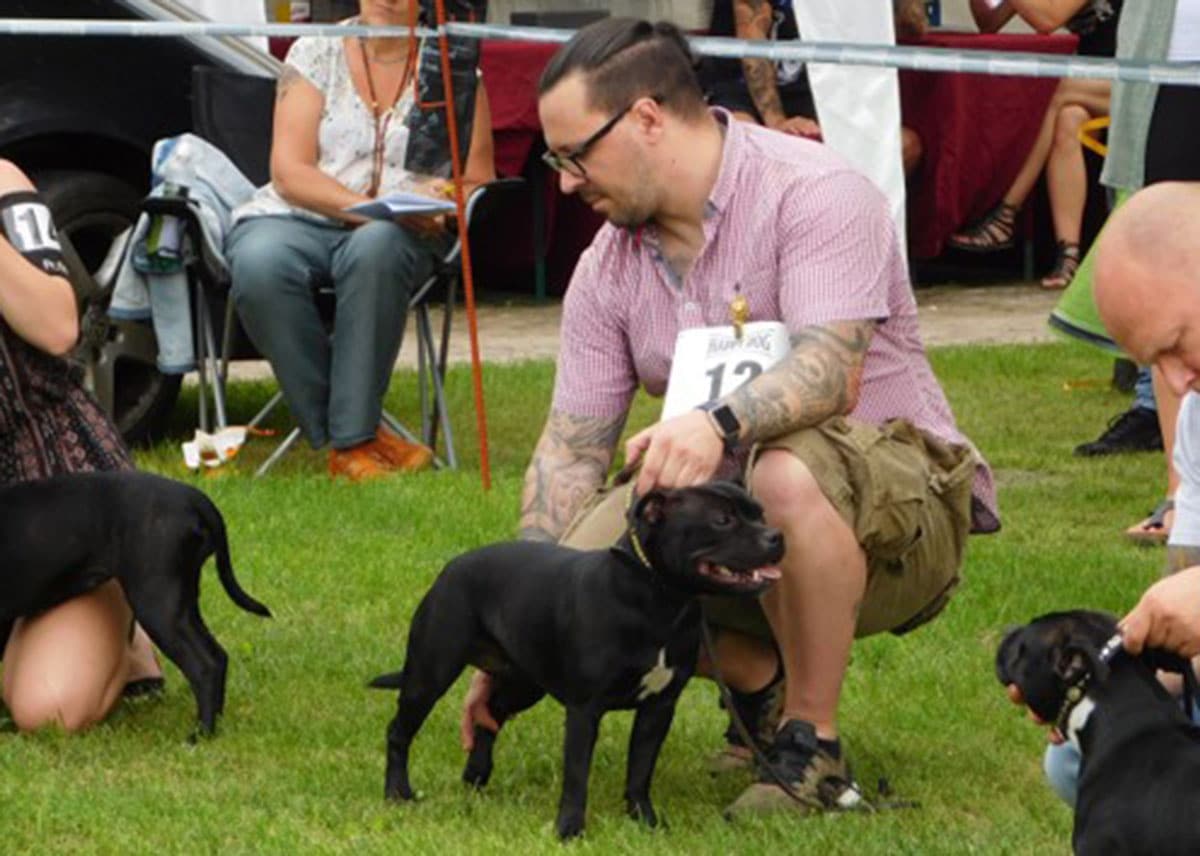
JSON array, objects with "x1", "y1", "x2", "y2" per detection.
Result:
[{"x1": 0, "y1": 320, "x2": 131, "y2": 486}]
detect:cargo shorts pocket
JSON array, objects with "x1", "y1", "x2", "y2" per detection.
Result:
[{"x1": 829, "y1": 418, "x2": 931, "y2": 566}]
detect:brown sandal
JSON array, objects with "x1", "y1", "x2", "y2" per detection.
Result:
[
  {"x1": 1041, "y1": 241, "x2": 1081, "y2": 290},
  {"x1": 948, "y1": 201, "x2": 1018, "y2": 252}
]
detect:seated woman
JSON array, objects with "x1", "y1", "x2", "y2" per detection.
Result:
[
  {"x1": 0, "y1": 159, "x2": 162, "y2": 732},
  {"x1": 226, "y1": 0, "x2": 495, "y2": 481},
  {"x1": 948, "y1": 0, "x2": 1122, "y2": 289}
]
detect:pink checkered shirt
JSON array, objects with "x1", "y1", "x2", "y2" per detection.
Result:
[{"x1": 552, "y1": 111, "x2": 998, "y2": 530}]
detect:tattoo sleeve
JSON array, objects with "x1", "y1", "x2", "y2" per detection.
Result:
[
  {"x1": 519, "y1": 409, "x2": 627, "y2": 543},
  {"x1": 724, "y1": 319, "x2": 876, "y2": 443},
  {"x1": 734, "y1": 0, "x2": 785, "y2": 125},
  {"x1": 276, "y1": 65, "x2": 302, "y2": 103}
]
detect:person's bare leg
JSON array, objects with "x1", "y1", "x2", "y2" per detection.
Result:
[
  {"x1": 997, "y1": 79, "x2": 1066, "y2": 210},
  {"x1": 749, "y1": 450, "x2": 865, "y2": 740},
  {"x1": 2, "y1": 580, "x2": 161, "y2": 733},
  {"x1": 1046, "y1": 104, "x2": 1091, "y2": 246},
  {"x1": 695, "y1": 628, "x2": 777, "y2": 692},
  {"x1": 1045, "y1": 81, "x2": 1112, "y2": 245}
]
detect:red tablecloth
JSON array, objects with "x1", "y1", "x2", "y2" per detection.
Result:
[
  {"x1": 478, "y1": 31, "x2": 1084, "y2": 282},
  {"x1": 899, "y1": 31, "x2": 1079, "y2": 259}
]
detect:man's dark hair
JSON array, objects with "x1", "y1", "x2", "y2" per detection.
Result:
[{"x1": 538, "y1": 18, "x2": 707, "y2": 119}]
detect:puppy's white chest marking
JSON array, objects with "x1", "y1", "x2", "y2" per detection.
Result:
[
  {"x1": 1067, "y1": 696, "x2": 1097, "y2": 753},
  {"x1": 637, "y1": 648, "x2": 674, "y2": 701}
]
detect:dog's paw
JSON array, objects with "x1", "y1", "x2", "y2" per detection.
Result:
[
  {"x1": 555, "y1": 811, "x2": 586, "y2": 840},
  {"x1": 384, "y1": 782, "x2": 416, "y2": 802},
  {"x1": 626, "y1": 798, "x2": 658, "y2": 828},
  {"x1": 462, "y1": 757, "x2": 493, "y2": 789}
]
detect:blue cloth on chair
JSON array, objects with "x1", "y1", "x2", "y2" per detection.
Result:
[{"x1": 109, "y1": 133, "x2": 256, "y2": 373}]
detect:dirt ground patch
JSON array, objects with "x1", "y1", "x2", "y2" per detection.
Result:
[{"x1": 225, "y1": 281, "x2": 1062, "y2": 381}]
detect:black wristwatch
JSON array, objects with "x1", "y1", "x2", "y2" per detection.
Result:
[{"x1": 697, "y1": 401, "x2": 742, "y2": 454}]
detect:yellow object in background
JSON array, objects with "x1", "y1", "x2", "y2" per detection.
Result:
[
  {"x1": 272, "y1": 1, "x2": 289, "y2": 22},
  {"x1": 1079, "y1": 116, "x2": 1110, "y2": 158}
]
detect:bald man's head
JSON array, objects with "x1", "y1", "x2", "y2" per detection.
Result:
[{"x1": 1095, "y1": 183, "x2": 1200, "y2": 393}]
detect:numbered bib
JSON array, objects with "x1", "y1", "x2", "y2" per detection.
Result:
[
  {"x1": 661, "y1": 321, "x2": 790, "y2": 420},
  {"x1": 0, "y1": 193, "x2": 69, "y2": 278}
]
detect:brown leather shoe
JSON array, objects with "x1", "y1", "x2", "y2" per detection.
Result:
[
  {"x1": 374, "y1": 428, "x2": 434, "y2": 472},
  {"x1": 328, "y1": 443, "x2": 393, "y2": 482}
]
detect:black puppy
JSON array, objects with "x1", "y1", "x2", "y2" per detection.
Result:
[
  {"x1": 0, "y1": 471, "x2": 271, "y2": 735},
  {"x1": 996, "y1": 610, "x2": 1200, "y2": 855},
  {"x1": 370, "y1": 481, "x2": 785, "y2": 839}
]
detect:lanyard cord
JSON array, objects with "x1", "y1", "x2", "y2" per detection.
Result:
[{"x1": 358, "y1": 35, "x2": 414, "y2": 198}]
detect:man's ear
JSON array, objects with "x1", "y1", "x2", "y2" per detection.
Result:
[{"x1": 631, "y1": 489, "x2": 668, "y2": 526}]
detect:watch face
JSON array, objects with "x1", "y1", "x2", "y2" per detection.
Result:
[{"x1": 712, "y1": 405, "x2": 740, "y2": 437}]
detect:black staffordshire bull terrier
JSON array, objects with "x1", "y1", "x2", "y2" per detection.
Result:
[
  {"x1": 996, "y1": 610, "x2": 1200, "y2": 855},
  {"x1": 0, "y1": 471, "x2": 271, "y2": 735},
  {"x1": 369, "y1": 481, "x2": 785, "y2": 839}
]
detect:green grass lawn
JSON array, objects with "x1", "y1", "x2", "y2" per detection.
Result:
[{"x1": 0, "y1": 342, "x2": 1169, "y2": 854}]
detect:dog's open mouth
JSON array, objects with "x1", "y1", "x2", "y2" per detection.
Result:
[{"x1": 696, "y1": 559, "x2": 782, "y2": 588}]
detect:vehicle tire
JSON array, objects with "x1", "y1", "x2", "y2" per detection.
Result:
[{"x1": 33, "y1": 168, "x2": 182, "y2": 446}]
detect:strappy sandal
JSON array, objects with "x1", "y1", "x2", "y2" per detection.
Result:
[
  {"x1": 1126, "y1": 498, "x2": 1174, "y2": 546},
  {"x1": 1040, "y1": 241, "x2": 1081, "y2": 290},
  {"x1": 947, "y1": 201, "x2": 1018, "y2": 253}
]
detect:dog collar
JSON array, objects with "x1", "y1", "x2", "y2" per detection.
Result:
[
  {"x1": 622, "y1": 488, "x2": 654, "y2": 571},
  {"x1": 1053, "y1": 633, "x2": 1123, "y2": 737}
]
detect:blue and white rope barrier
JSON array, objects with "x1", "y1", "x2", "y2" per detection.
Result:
[{"x1": 1, "y1": 17, "x2": 1198, "y2": 86}]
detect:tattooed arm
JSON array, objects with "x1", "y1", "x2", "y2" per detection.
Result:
[
  {"x1": 269, "y1": 63, "x2": 373, "y2": 222},
  {"x1": 724, "y1": 319, "x2": 875, "y2": 444},
  {"x1": 731, "y1": 0, "x2": 819, "y2": 136},
  {"x1": 733, "y1": 0, "x2": 786, "y2": 129},
  {"x1": 519, "y1": 409, "x2": 627, "y2": 542}
]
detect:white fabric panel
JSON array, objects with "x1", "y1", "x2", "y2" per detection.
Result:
[
  {"x1": 181, "y1": 0, "x2": 269, "y2": 52},
  {"x1": 789, "y1": 0, "x2": 907, "y2": 252}
]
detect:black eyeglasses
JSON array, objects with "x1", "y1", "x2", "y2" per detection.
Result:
[{"x1": 541, "y1": 102, "x2": 634, "y2": 179}]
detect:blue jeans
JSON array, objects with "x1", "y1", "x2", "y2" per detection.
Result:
[
  {"x1": 226, "y1": 216, "x2": 443, "y2": 449},
  {"x1": 1134, "y1": 366, "x2": 1156, "y2": 413}
]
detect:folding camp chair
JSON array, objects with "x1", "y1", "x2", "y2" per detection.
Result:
[{"x1": 172, "y1": 65, "x2": 524, "y2": 474}]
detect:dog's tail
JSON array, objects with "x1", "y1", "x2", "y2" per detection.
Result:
[
  {"x1": 367, "y1": 671, "x2": 404, "y2": 690},
  {"x1": 200, "y1": 496, "x2": 272, "y2": 618}
]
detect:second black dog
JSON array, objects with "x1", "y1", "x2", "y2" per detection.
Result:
[
  {"x1": 996, "y1": 610, "x2": 1200, "y2": 855},
  {"x1": 0, "y1": 470, "x2": 271, "y2": 735},
  {"x1": 369, "y1": 480, "x2": 785, "y2": 839}
]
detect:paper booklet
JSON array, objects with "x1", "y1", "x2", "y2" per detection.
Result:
[{"x1": 346, "y1": 192, "x2": 456, "y2": 220}]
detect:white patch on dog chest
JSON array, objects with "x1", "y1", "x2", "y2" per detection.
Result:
[{"x1": 637, "y1": 649, "x2": 674, "y2": 701}]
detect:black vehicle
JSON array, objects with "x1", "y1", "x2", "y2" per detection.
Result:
[{"x1": 0, "y1": 0, "x2": 280, "y2": 443}]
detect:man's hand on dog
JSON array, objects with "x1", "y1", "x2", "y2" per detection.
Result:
[
  {"x1": 460, "y1": 670, "x2": 500, "y2": 751},
  {"x1": 626, "y1": 410, "x2": 725, "y2": 497},
  {"x1": 1120, "y1": 566, "x2": 1200, "y2": 659}
]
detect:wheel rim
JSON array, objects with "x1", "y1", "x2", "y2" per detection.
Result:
[{"x1": 66, "y1": 210, "x2": 175, "y2": 437}]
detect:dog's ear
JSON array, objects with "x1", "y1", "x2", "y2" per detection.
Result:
[
  {"x1": 1054, "y1": 642, "x2": 1110, "y2": 687},
  {"x1": 631, "y1": 490, "x2": 668, "y2": 526}
]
